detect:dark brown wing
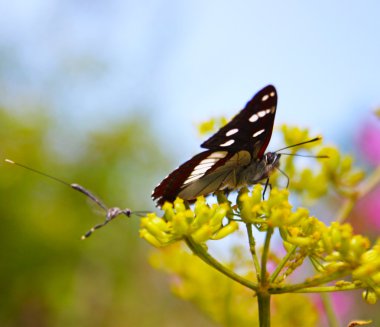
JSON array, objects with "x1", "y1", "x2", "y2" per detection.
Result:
[
  {"x1": 152, "y1": 85, "x2": 278, "y2": 207},
  {"x1": 152, "y1": 150, "x2": 234, "y2": 207},
  {"x1": 201, "y1": 85, "x2": 277, "y2": 158}
]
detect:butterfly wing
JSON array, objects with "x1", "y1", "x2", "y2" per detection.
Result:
[
  {"x1": 201, "y1": 84, "x2": 277, "y2": 158},
  {"x1": 176, "y1": 150, "x2": 251, "y2": 200},
  {"x1": 152, "y1": 150, "x2": 252, "y2": 206},
  {"x1": 152, "y1": 85, "x2": 278, "y2": 207}
]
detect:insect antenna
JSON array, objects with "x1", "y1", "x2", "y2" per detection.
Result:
[
  {"x1": 4, "y1": 159, "x2": 146, "y2": 239},
  {"x1": 269, "y1": 137, "x2": 328, "y2": 191},
  {"x1": 274, "y1": 136, "x2": 323, "y2": 153},
  {"x1": 273, "y1": 136, "x2": 329, "y2": 159},
  {"x1": 277, "y1": 153, "x2": 329, "y2": 159}
]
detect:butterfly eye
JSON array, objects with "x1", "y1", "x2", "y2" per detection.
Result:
[{"x1": 265, "y1": 152, "x2": 279, "y2": 164}]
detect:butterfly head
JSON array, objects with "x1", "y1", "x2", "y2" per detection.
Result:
[
  {"x1": 263, "y1": 152, "x2": 281, "y2": 167},
  {"x1": 253, "y1": 151, "x2": 281, "y2": 182}
]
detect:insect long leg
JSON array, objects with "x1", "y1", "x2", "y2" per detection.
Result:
[
  {"x1": 275, "y1": 167, "x2": 289, "y2": 188},
  {"x1": 262, "y1": 178, "x2": 271, "y2": 200},
  {"x1": 65, "y1": 184, "x2": 134, "y2": 239},
  {"x1": 71, "y1": 183, "x2": 108, "y2": 212},
  {"x1": 82, "y1": 221, "x2": 112, "y2": 239},
  {"x1": 5, "y1": 159, "x2": 138, "y2": 239},
  {"x1": 81, "y1": 207, "x2": 132, "y2": 239}
]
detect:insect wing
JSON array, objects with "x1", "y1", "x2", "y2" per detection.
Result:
[
  {"x1": 201, "y1": 85, "x2": 277, "y2": 158},
  {"x1": 152, "y1": 150, "x2": 232, "y2": 206},
  {"x1": 152, "y1": 85, "x2": 278, "y2": 206}
]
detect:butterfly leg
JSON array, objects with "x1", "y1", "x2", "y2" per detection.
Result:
[
  {"x1": 262, "y1": 178, "x2": 271, "y2": 200},
  {"x1": 213, "y1": 189, "x2": 231, "y2": 204},
  {"x1": 224, "y1": 189, "x2": 230, "y2": 197},
  {"x1": 275, "y1": 167, "x2": 289, "y2": 188}
]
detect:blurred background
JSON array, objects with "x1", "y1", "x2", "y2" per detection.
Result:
[{"x1": 0, "y1": 1, "x2": 379, "y2": 326}]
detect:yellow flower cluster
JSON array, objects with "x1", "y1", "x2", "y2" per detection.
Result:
[
  {"x1": 320, "y1": 223, "x2": 371, "y2": 267},
  {"x1": 238, "y1": 185, "x2": 310, "y2": 229},
  {"x1": 197, "y1": 117, "x2": 228, "y2": 136},
  {"x1": 140, "y1": 123, "x2": 379, "y2": 314},
  {"x1": 280, "y1": 126, "x2": 364, "y2": 200},
  {"x1": 281, "y1": 125, "x2": 320, "y2": 150},
  {"x1": 282, "y1": 215, "x2": 325, "y2": 250},
  {"x1": 353, "y1": 240, "x2": 380, "y2": 302},
  {"x1": 316, "y1": 223, "x2": 379, "y2": 303},
  {"x1": 318, "y1": 147, "x2": 365, "y2": 194},
  {"x1": 140, "y1": 197, "x2": 238, "y2": 247},
  {"x1": 236, "y1": 184, "x2": 380, "y2": 301}
]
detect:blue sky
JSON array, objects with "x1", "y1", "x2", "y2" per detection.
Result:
[{"x1": 0, "y1": 1, "x2": 379, "y2": 158}]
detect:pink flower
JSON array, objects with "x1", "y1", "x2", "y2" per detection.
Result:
[
  {"x1": 353, "y1": 114, "x2": 380, "y2": 232},
  {"x1": 357, "y1": 116, "x2": 380, "y2": 166},
  {"x1": 354, "y1": 186, "x2": 380, "y2": 232}
]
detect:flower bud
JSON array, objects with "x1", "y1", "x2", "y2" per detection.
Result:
[
  {"x1": 174, "y1": 197, "x2": 186, "y2": 212},
  {"x1": 209, "y1": 205, "x2": 227, "y2": 228},
  {"x1": 140, "y1": 229, "x2": 163, "y2": 247},
  {"x1": 191, "y1": 225, "x2": 212, "y2": 243},
  {"x1": 362, "y1": 289, "x2": 377, "y2": 305},
  {"x1": 194, "y1": 208, "x2": 212, "y2": 228},
  {"x1": 211, "y1": 221, "x2": 238, "y2": 240},
  {"x1": 345, "y1": 171, "x2": 365, "y2": 186},
  {"x1": 162, "y1": 202, "x2": 174, "y2": 221},
  {"x1": 350, "y1": 236, "x2": 370, "y2": 258},
  {"x1": 172, "y1": 212, "x2": 190, "y2": 236}
]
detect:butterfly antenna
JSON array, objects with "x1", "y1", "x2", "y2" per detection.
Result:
[
  {"x1": 274, "y1": 136, "x2": 322, "y2": 153},
  {"x1": 277, "y1": 153, "x2": 329, "y2": 159}
]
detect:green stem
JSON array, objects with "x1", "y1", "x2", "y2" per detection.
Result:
[
  {"x1": 185, "y1": 236, "x2": 258, "y2": 291},
  {"x1": 257, "y1": 291, "x2": 271, "y2": 327},
  {"x1": 290, "y1": 283, "x2": 365, "y2": 293},
  {"x1": 256, "y1": 227, "x2": 273, "y2": 327},
  {"x1": 246, "y1": 223, "x2": 261, "y2": 280},
  {"x1": 270, "y1": 245, "x2": 297, "y2": 283},
  {"x1": 360, "y1": 165, "x2": 380, "y2": 196},
  {"x1": 270, "y1": 270, "x2": 351, "y2": 294},
  {"x1": 336, "y1": 194, "x2": 357, "y2": 224},
  {"x1": 261, "y1": 228, "x2": 273, "y2": 283},
  {"x1": 223, "y1": 279, "x2": 234, "y2": 327},
  {"x1": 364, "y1": 278, "x2": 380, "y2": 297},
  {"x1": 320, "y1": 293, "x2": 339, "y2": 327},
  {"x1": 337, "y1": 166, "x2": 380, "y2": 223},
  {"x1": 309, "y1": 255, "x2": 325, "y2": 272}
]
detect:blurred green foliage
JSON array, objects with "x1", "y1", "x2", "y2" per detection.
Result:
[{"x1": 0, "y1": 108, "x2": 216, "y2": 327}]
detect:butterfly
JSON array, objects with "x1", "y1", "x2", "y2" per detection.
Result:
[{"x1": 152, "y1": 85, "x2": 282, "y2": 207}]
